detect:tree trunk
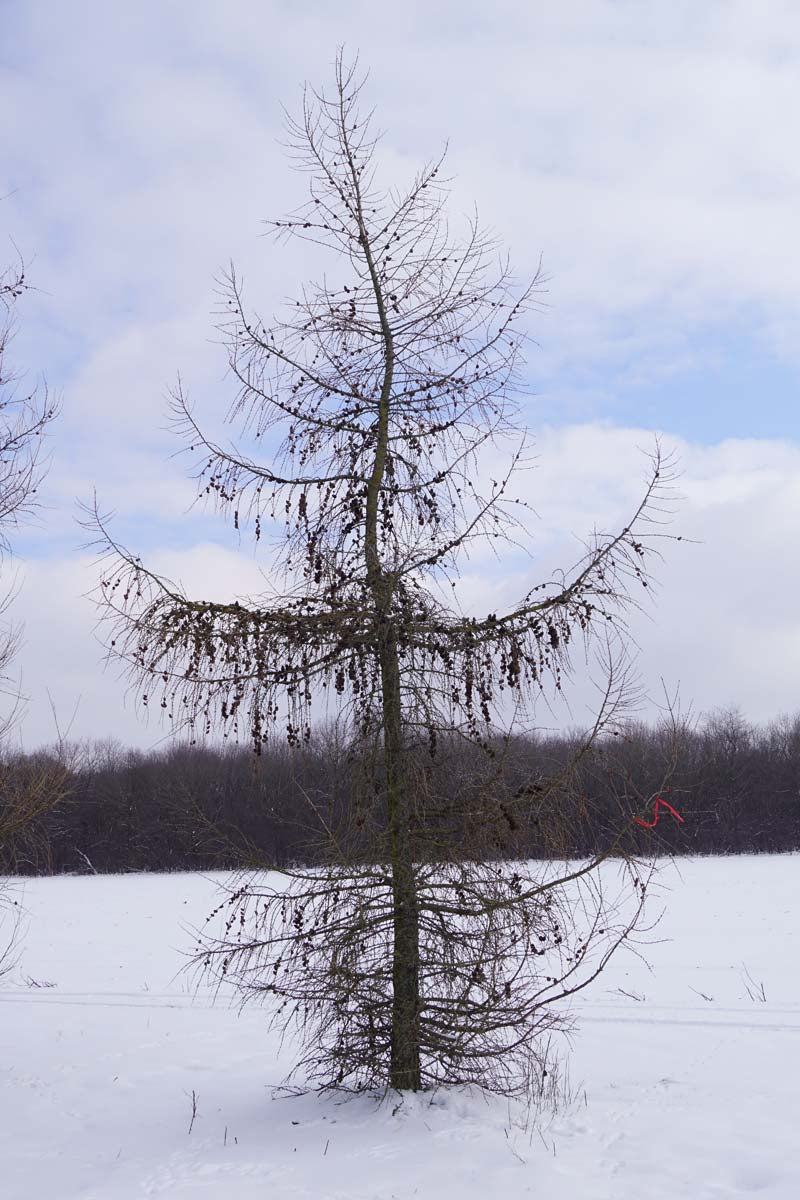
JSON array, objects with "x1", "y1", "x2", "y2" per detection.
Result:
[
  {"x1": 381, "y1": 629, "x2": 422, "y2": 1091},
  {"x1": 358, "y1": 178, "x2": 421, "y2": 1089}
]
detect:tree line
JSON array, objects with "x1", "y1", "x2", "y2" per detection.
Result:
[{"x1": 2, "y1": 705, "x2": 797, "y2": 877}]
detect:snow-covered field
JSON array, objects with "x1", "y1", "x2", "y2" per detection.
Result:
[{"x1": 1, "y1": 857, "x2": 798, "y2": 1199}]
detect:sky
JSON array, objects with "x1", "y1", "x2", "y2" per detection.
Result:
[{"x1": 2, "y1": 0, "x2": 800, "y2": 748}]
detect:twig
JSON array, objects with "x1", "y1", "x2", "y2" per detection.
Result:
[
  {"x1": 614, "y1": 987, "x2": 645, "y2": 1002},
  {"x1": 741, "y1": 964, "x2": 766, "y2": 1003},
  {"x1": 74, "y1": 847, "x2": 98, "y2": 875},
  {"x1": 185, "y1": 1088, "x2": 198, "y2": 1134}
]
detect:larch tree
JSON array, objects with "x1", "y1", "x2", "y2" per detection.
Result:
[{"x1": 92, "y1": 56, "x2": 674, "y2": 1094}]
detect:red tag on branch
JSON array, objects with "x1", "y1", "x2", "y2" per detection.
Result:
[{"x1": 634, "y1": 796, "x2": 685, "y2": 828}]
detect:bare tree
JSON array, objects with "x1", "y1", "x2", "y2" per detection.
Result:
[
  {"x1": 0, "y1": 234, "x2": 64, "y2": 964},
  {"x1": 0, "y1": 245, "x2": 56, "y2": 729},
  {"x1": 91, "y1": 55, "x2": 674, "y2": 1094}
]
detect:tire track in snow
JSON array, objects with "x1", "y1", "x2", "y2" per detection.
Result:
[
  {"x1": 579, "y1": 1012, "x2": 800, "y2": 1034},
  {"x1": 0, "y1": 990, "x2": 228, "y2": 1012},
  {"x1": 4, "y1": 990, "x2": 800, "y2": 1031}
]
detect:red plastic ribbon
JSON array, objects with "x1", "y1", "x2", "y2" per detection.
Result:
[{"x1": 634, "y1": 795, "x2": 684, "y2": 828}]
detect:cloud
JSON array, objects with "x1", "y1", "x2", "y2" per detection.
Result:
[
  {"x1": 12, "y1": 544, "x2": 270, "y2": 749},
  {"x1": 7, "y1": 0, "x2": 800, "y2": 384},
  {"x1": 519, "y1": 426, "x2": 800, "y2": 730},
  {"x1": 2, "y1": 2, "x2": 800, "y2": 743},
  {"x1": 10, "y1": 424, "x2": 800, "y2": 747}
]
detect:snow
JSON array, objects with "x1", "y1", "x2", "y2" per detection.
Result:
[{"x1": 1, "y1": 856, "x2": 798, "y2": 1199}]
